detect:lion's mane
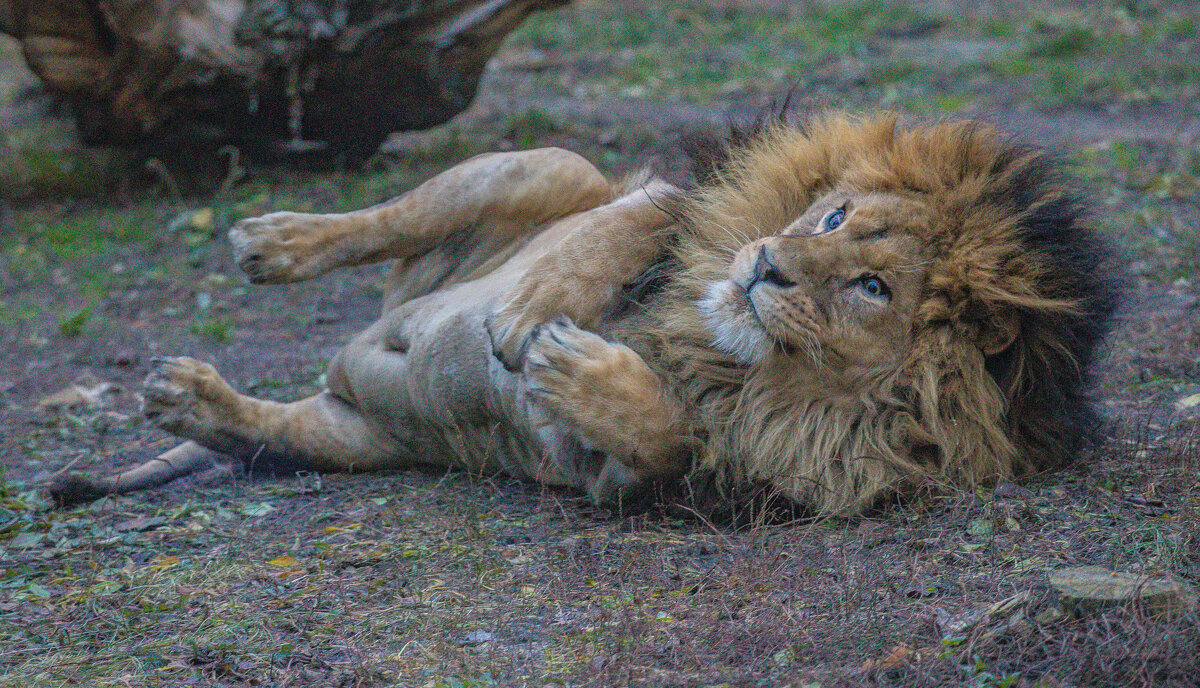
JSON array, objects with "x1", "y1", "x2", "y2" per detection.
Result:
[{"x1": 648, "y1": 113, "x2": 1119, "y2": 514}]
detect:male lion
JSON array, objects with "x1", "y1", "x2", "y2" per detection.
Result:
[{"x1": 49, "y1": 113, "x2": 1118, "y2": 515}]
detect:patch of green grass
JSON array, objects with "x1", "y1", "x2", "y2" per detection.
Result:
[
  {"x1": 1162, "y1": 16, "x2": 1196, "y2": 40},
  {"x1": 191, "y1": 316, "x2": 234, "y2": 343},
  {"x1": 58, "y1": 307, "x2": 90, "y2": 338},
  {"x1": 987, "y1": 55, "x2": 1035, "y2": 78},
  {"x1": 936, "y1": 93, "x2": 975, "y2": 112},
  {"x1": 0, "y1": 129, "x2": 132, "y2": 199},
  {"x1": 1030, "y1": 64, "x2": 1135, "y2": 109},
  {"x1": 4, "y1": 204, "x2": 158, "y2": 264},
  {"x1": 872, "y1": 61, "x2": 920, "y2": 84},
  {"x1": 503, "y1": 108, "x2": 561, "y2": 149},
  {"x1": 1108, "y1": 141, "x2": 1143, "y2": 171},
  {"x1": 1, "y1": 241, "x2": 50, "y2": 285},
  {"x1": 978, "y1": 17, "x2": 1017, "y2": 38},
  {"x1": 507, "y1": 2, "x2": 941, "y2": 100},
  {"x1": 1025, "y1": 27, "x2": 1096, "y2": 58}
]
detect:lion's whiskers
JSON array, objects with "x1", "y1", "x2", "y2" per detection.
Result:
[{"x1": 709, "y1": 220, "x2": 752, "y2": 251}]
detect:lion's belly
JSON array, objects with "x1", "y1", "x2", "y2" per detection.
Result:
[{"x1": 325, "y1": 266, "x2": 603, "y2": 489}]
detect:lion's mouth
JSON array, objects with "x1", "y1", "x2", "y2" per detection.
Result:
[
  {"x1": 741, "y1": 284, "x2": 763, "y2": 324},
  {"x1": 699, "y1": 280, "x2": 770, "y2": 364}
]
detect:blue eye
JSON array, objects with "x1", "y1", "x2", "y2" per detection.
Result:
[
  {"x1": 824, "y1": 207, "x2": 846, "y2": 232},
  {"x1": 857, "y1": 275, "x2": 890, "y2": 299}
]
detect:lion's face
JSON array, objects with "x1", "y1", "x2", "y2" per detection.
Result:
[{"x1": 699, "y1": 190, "x2": 932, "y2": 374}]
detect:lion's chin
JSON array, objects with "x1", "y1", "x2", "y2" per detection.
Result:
[{"x1": 699, "y1": 280, "x2": 770, "y2": 365}]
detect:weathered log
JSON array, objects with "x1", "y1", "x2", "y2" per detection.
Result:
[{"x1": 0, "y1": 1, "x2": 567, "y2": 157}]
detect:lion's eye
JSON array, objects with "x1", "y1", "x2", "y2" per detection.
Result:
[
  {"x1": 822, "y1": 206, "x2": 846, "y2": 233},
  {"x1": 855, "y1": 275, "x2": 891, "y2": 300}
]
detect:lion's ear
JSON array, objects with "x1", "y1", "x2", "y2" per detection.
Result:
[{"x1": 979, "y1": 314, "x2": 1019, "y2": 357}]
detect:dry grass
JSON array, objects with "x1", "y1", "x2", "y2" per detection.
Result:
[{"x1": 1, "y1": 419, "x2": 1196, "y2": 686}]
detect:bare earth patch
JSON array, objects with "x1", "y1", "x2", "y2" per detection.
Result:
[{"x1": 2, "y1": 1, "x2": 1199, "y2": 686}]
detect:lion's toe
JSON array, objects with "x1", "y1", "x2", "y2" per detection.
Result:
[{"x1": 485, "y1": 310, "x2": 526, "y2": 371}]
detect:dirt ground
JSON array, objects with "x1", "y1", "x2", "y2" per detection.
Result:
[{"x1": 2, "y1": 1, "x2": 1199, "y2": 686}]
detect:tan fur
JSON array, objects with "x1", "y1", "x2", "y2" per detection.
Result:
[{"x1": 49, "y1": 113, "x2": 1116, "y2": 516}]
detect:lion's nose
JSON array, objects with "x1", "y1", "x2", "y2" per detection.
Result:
[{"x1": 749, "y1": 246, "x2": 795, "y2": 290}]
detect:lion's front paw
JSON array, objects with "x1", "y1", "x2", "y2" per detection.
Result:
[
  {"x1": 228, "y1": 212, "x2": 332, "y2": 284},
  {"x1": 523, "y1": 319, "x2": 689, "y2": 479},
  {"x1": 143, "y1": 357, "x2": 239, "y2": 441},
  {"x1": 522, "y1": 317, "x2": 614, "y2": 403}
]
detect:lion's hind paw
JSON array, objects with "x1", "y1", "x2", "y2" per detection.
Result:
[
  {"x1": 228, "y1": 212, "x2": 331, "y2": 284},
  {"x1": 142, "y1": 357, "x2": 237, "y2": 441}
]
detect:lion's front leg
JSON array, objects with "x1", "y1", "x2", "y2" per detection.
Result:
[
  {"x1": 522, "y1": 319, "x2": 693, "y2": 501},
  {"x1": 487, "y1": 179, "x2": 680, "y2": 368}
]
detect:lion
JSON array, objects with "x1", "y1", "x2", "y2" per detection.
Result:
[{"x1": 47, "y1": 112, "x2": 1119, "y2": 515}]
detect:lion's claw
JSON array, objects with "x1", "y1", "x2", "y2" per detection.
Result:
[{"x1": 485, "y1": 311, "x2": 528, "y2": 371}]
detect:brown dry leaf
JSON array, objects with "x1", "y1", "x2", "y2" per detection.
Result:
[
  {"x1": 1175, "y1": 393, "x2": 1200, "y2": 411},
  {"x1": 267, "y1": 554, "x2": 300, "y2": 568},
  {"x1": 149, "y1": 555, "x2": 180, "y2": 571},
  {"x1": 862, "y1": 644, "x2": 913, "y2": 670},
  {"x1": 36, "y1": 373, "x2": 126, "y2": 413}
]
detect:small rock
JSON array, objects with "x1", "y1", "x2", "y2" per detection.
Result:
[
  {"x1": 1168, "y1": 290, "x2": 1199, "y2": 310},
  {"x1": 935, "y1": 591, "x2": 1033, "y2": 637},
  {"x1": 904, "y1": 582, "x2": 947, "y2": 599},
  {"x1": 1175, "y1": 393, "x2": 1200, "y2": 411},
  {"x1": 1034, "y1": 606, "x2": 1064, "y2": 624},
  {"x1": 772, "y1": 647, "x2": 796, "y2": 667},
  {"x1": 460, "y1": 630, "x2": 495, "y2": 647},
  {"x1": 313, "y1": 311, "x2": 344, "y2": 324},
  {"x1": 105, "y1": 350, "x2": 138, "y2": 367},
  {"x1": 994, "y1": 482, "x2": 1034, "y2": 500},
  {"x1": 935, "y1": 605, "x2": 987, "y2": 636},
  {"x1": 116, "y1": 516, "x2": 168, "y2": 532},
  {"x1": 1049, "y1": 566, "x2": 1197, "y2": 618},
  {"x1": 966, "y1": 518, "x2": 994, "y2": 537}
]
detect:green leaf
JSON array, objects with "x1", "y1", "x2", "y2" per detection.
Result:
[
  {"x1": 58, "y1": 307, "x2": 90, "y2": 337},
  {"x1": 240, "y1": 502, "x2": 274, "y2": 517},
  {"x1": 9, "y1": 532, "x2": 45, "y2": 549},
  {"x1": 966, "y1": 518, "x2": 994, "y2": 537}
]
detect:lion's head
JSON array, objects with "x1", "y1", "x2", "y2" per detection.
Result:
[{"x1": 656, "y1": 113, "x2": 1119, "y2": 514}]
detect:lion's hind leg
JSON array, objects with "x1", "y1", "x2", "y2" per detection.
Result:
[
  {"x1": 141, "y1": 357, "x2": 404, "y2": 474},
  {"x1": 228, "y1": 148, "x2": 611, "y2": 285}
]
